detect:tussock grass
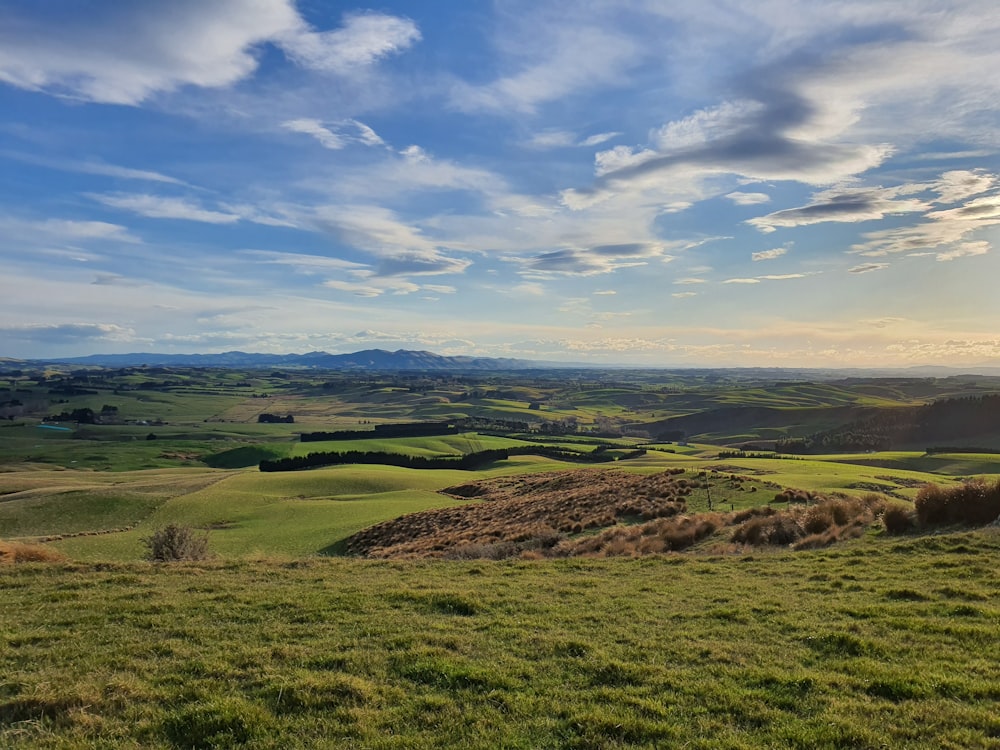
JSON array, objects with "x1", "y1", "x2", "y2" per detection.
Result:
[
  {"x1": 915, "y1": 477, "x2": 1000, "y2": 526},
  {"x1": 0, "y1": 540, "x2": 66, "y2": 564}
]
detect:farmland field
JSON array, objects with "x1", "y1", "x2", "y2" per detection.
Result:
[{"x1": 2, "y1": 364, "x2": 1000, "y2": 747}]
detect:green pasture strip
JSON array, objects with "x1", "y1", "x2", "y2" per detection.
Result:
[
  {"x1": 0, "y1": 434, "x2": 221, "y2": 472},
  {"x1": 0, "y1": 490, "x2": 163, "y2": 538},
  {"x1": 3, "y1": 531, "x2": 999, "y2": 749},
  {"x1": 51, "y1": 465, "x2": 480, "y2": 560},
  {"x1": 688, "y1": 456, "x2": 961, "y2": 498},
  {"x1": 811, "y1": 451, "x2": 1000, "y2": 477},
  {"x1": 0, "y1": 469, "x2": 227, "y2": 540}
]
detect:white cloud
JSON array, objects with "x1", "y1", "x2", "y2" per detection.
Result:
[
  {"x1": 0, "y1": 151, "x2": 184, "y2": 185},
  {"x1": 748, "y1": 187, "x2": 927, "y2": 233},
  {"x1": 851, "y1": 189, "x2": 1000, "y2": 258},
  {"x1": 525, "y1": 130, "x2": 577, "y2": 149},
  {"x1": 936, "y1": 241, "x2": 989, "y2": 262},
  {"x1": 526, "y1": 130, "x2": 622, "y2": 150},
  {"x1": 91, "y1": 194, "x2": 240, "y2": 224},
  {"x1": 932, "y1": 170, "x2": 997, "y2": 205},
  {"x1": 281, "y1": 118, "x2": 387, "y2": 150},
  {"x1": 0, "y1": 3, "x2": 418, "y2": 105},
  {"x1": 323, "y1": 277, "x2": 420, "y2": 298},
  {"x1": 722, "y1": 278, "x2": 760, "y2": 284},
  {"x1": 280, "y1": 12, "x2": 420, "y2": 73},
  {"x1": 751, "y1": 247, "x2": 787, "y2": 261},
  {"x1": 242, "y1": 250, "x2": 368, "y2": 274},
  {"x1": 450, "y1": 25, "x2": 638, "y2": 114},
  {"x1": 0, "y1": 322, "x2": 136, "y2": 344},
  {"x1": 310, "y1": 205, "x2": 470, "y2": 277},
  {"x1": 653, "y1": 100, "x2": 763, "y2": 151},
  {"x1": 726, "y1": 191, "x2": 770, "y2": 205},
  {"x1": 282, "y1": 118, "x2": 345, "y2": 149},
  {"x1": 580, "y1": 132, "x2": 621, "y2": 147},
  {"x1": 351, "y1": 119, "x2": 386, "y2": 147},
  {"x1": 0, "y1": 216, "x2": 140, "y2": 246},
  {"x1": 672, "y1": 292, "x2": 698, "y2": 298}
]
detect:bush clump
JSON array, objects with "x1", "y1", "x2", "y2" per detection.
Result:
[
  {"x1": 915, "y1": 479, "x2": 1000, "y2": 526},
  {"x1": 143, "y1": 524, "x2": 210, "y2": 562}
]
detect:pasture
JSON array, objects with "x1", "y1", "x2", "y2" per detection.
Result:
[
  {"x1": 3, "y1": 365, "x2": 1000, "y2": 747},
  {"x1": 2, "y1": 532, "x2": 999, "y2": 748}
]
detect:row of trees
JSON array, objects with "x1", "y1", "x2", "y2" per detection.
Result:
[
  {"x1": 259, "y1": 448, "x2": 510, "y2": 472},
  {"x1": 259, "y1": 446, "x2": 647, "y2": 473}
]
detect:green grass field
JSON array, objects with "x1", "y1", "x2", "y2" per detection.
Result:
[
  {"x1": 0, "y1": 446, "x2": 974, "y2": 561},
  {"x1": 4, "y1": 367, "x2": 1000, "y2": 748},
  {"x1": 2, "y1": 531, "x2": 998, "y2": 748}
]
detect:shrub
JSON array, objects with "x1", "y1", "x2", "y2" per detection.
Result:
[
  {"x1": 142, "y1": 524, "x2": 210, "y2": 562},
  {"x1": 882, "y1": 504, "x2": 915, "y2": 534},
  {"x1": 802, "y1": 506, "x2": 835, "y2": 534},
  {"x1": 731, "y1": 514, "x2": 803, "y2": 546},
  {"x1": 915, "y1": 479, "x2": 1000, "y2": 526}
]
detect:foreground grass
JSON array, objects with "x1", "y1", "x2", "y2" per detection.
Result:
[{"x1": 2, "y1": 531, "x2": 998, "y2": 749}]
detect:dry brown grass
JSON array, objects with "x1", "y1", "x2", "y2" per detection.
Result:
[
  {"x1": 732, "y1": 493, "x2": 886, "y2": 550},
  {"x1": 343, "y1": 472, "x2": 902, "y2": 559},
  {"x1": 345, "y1": 469, "x2": 691, "y2": 558},
  {"x1": 555, "y1": 513, "x2": 725, "y2": 557},
  {"x1": 0, "y1": 540, "x2": 67, "y2": 564},
  {"x1": 915, "y1": 478, "x2": 1000, "y2": 526}
]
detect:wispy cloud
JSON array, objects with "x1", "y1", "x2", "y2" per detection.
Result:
[
  {"x1": 90, "y1": 194, "x2": 240, "y2": 224},
  {"x1": 751, "y1": 247, "x2": 787, "y2": 261},
  {"x1": 936, "y1": 241, "x2": 988, "y2": 262},
  {"x1": 848, "y1": 263, "x2": 889, "y2": 274},
  {"x1": 726, "y1": 191, "x2": 770, "y2": 205},
  {"x1": 0, "y1": 322, "x2": 135, "y2": 343},
  {"x1": 282, "y1": 118, "x2": 388, "y2": 150},
  {"x1": 282, "y1": 119, "x2": 345, "y2": 150},
  {"x1": 450, "y1": 22, "x2": 638, "y2": 114},
  {"x1": 748, "y1": 187, "x2": 927, "y2": 233},
  {"x1": 526, "y1": 130, "x2": 621, "y2": 149},
  {"x1": 279, "y1": 12, "x2": 420, "y2": 73},
  {"x1": 0, "y1": 151, "x2": 184, "y2": 184}
]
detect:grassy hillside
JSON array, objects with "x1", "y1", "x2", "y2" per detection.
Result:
[
  {"x1": 2, "y1": 531, "x2": 998, "y2": 748},
  {"x1": 5, "y1": 445, "x2": 988, "y2": 562}
]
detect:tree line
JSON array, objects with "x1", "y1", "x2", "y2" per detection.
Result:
[{"x1": 258, "y1": 446, "x2": 646, "y2": 472}]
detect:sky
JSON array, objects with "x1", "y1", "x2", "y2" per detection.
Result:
[{"x1": 2, "y1": 0, "x2": 1000, "y2": 367}]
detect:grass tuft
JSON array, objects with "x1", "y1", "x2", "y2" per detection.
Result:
[{"x1": 0, "y1": 540, "x2": 66, "y2": 565}]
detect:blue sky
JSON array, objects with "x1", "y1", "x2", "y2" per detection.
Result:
[{"x1": 2, "y1": 0, "x2": 999, "y2": 366}]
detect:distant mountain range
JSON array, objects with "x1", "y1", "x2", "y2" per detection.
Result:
[
  {"x1": 4, "y1": 349, "x2": 1000, "y2": 376},
  {"x1": 20, "y1": 349, "x2": 550, "y2": 371}
]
